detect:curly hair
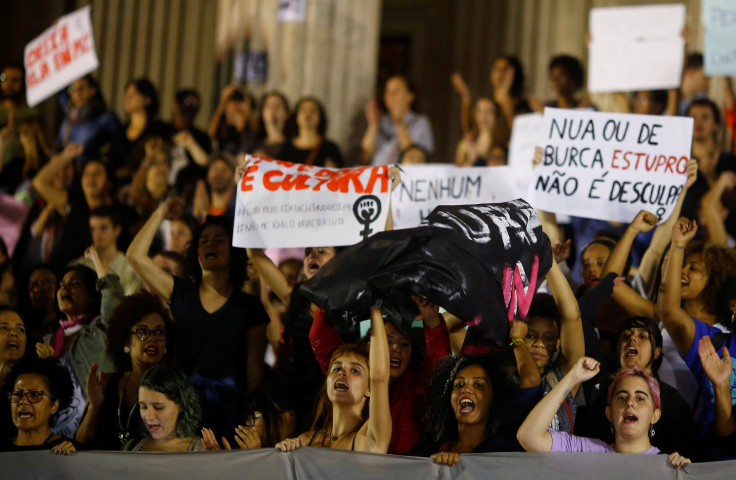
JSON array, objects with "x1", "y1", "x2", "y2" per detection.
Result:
[
  {"x1": 421, "y1": 354, "x2": 513, "y2": 444},
  {"x1": 6, "y1": 357, "x2": 74, "y2": 413},
  {"x1": 138, "y1": 364, "x2": 201, "y2": 437},
  {"x1": 106, "y1": 292, "x2": 174, "y2": 371},
  {"x1": 687, "y1": 241, "x2": 736, "y2": 320},
  {"x1": 186, "y1": 215, "x2": 248, "y2": 290}
]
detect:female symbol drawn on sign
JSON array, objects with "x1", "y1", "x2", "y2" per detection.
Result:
[{"x1": 353, "y1": 195, "x2": 382, "y2": 240}]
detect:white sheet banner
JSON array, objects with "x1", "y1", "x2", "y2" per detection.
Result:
[
  {"x1": 527, "y1": 108, "x2": 693, "y2": 223},
  {"x1": 588, "y1": 4, "x2": 685, "y2": 93},
  {"x1": 703, "y1": 0, "x2": 736, "y2": 76},
  {"x1": 24, "y1": 5, "x2": 99, "y2": 107},
  {"x1": 391, "y1": 164, "x2": 520, "y2": 229},
  {"x1": 233, "y1": 157, "x2": 391, "y2": 248}
]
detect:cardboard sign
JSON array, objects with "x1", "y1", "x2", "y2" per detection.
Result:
[
  {"x1": 703, "y1": 0, "x2": 736, "y2": 76},
  {"x1": 24, "y1": 6, "x2": 99, "y2": 107},
  {"x1": 527, "y1": 108, "x2": 693, "y2": 223},
  {"x1": 391, "y1": 164, "x2": 520, "y2": 229},
  {"x1": 233, "y1": 156, "x2": 391, "y2": 248},
  {"x1": 588, "y1": 4, "x2": 685, "y2": 93}
]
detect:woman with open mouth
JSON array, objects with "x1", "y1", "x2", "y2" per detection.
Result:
[
  {"x1": 659, "y1": 217, "x2": 736, "y2": 451},
  {"x1": 35, "y1": 248, "x2": 125, "y2": 439},
  {"x1": 416, "y1": 354, "x2": 538, "y2": 466},
  {"x1": 123, "y1": 363, "x2": 203, "y2": 451},
  {"x1": 276, "y1": 306, "x2": 391, "y2": 454},
  {"x1": 573, "y1": 316, "x2": 697, "y2": 459},
  {"x1": 2, "y1": 357, "x2": 77, "y2": 454},
  {"x1": 0, "y1": 307, "x2": 27, "y2": 441},
  {"x1": 517, "y1": 356, "x2": 690, "y2": 469},
  {"x1": 127, "y1": 207, "x2": 269, "y2": 442},
  {"x1": 309, "y1": 295, "x2": 451, "y2": 454},
  {"x1": 74, "y1": 292, "x2": 173, "y2": 450}
]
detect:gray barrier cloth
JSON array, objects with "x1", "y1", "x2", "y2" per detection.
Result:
[{"x1": 3, "y1": 448, "x2": 734, "y2": 479}]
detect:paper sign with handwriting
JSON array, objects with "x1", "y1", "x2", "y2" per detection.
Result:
[
  {"x1": 527, "y1": 108, "x2": 693, "y2": 223},
  {"x1": 233, "y1": 156, "x2": 391, "y2": 248}
]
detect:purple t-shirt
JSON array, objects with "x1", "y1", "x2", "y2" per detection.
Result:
[{"x1": 550, "y1": 430, "x2": 660, "y2": 454}]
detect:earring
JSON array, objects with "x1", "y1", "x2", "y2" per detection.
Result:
[
  {"x1": 123, "y1": 346, "x2": 130, "y2": 353},
  {"x1": 610, "y1": 423, "x2": 614, "y2": 434},
  {"x1": 164, "y1": 347, "x2": 167, "y2": 355},
  {"x1": 649, "y1": 424, "x2": 655, "y2": 437}
]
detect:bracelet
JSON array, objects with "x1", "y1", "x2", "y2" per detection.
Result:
[
  {"x1": 509, "y1": 338, "x2": 525, "y2": 347},
  {"x1": 673, "y1": 244, "x2": 686, "y2": 249}
]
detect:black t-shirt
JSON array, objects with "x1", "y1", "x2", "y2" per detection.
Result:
[
  {"x1": 279, "y1": 139, "x2": 344, "y2": 167},
  {"x1": 168, "y1": 277, "x2": 269, "y2": 435},
  {"x1": 49, "y1": 187, "x2": 90, "y2": 272}
]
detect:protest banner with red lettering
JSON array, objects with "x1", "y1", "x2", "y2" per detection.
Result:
[
  {"x1": 233, "y1": 156, "x2": 392, "y2": 248},
  {"x1": 392, "y1": 164, "x2": 520, "y2": 229},
  {"x1": 24, "y1": 6, "x2": 98, "y2": 107},
  {"x1": 527, "y1": 108, "x2": 693, "y2": 223}
]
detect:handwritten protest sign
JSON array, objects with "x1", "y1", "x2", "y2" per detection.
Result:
[
  {"x1": 588, "y1": 4, "x2": 685, "y2": 93},
  {"x1": 391, "y1": 164, "x2": 520, "y2": 229},
  {"x1": 703, "y1": 0, "x2": 736, "y2": 76},
  {"x1": 507, "y1": 113, "x2": 543, "y2": 200},
  {"x1": 24, "y1": 6, "x2": 99, "y2": 107},
  {"x1": 233, "y1": 156, "x2": 391, "y2": 248},
  {"x1": 527, "y1": 108, "x2": 693, "y2": 223}
]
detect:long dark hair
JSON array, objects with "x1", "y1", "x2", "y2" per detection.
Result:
[
  {"x1": 186, "y1": 215, "x2": 247, "y2": 290},
  {"x1": 422, "y1": 354, "x2": 513, "y2": 444},
  {"x1": 138, "y1": 364, "x2": 202, "y2": 437}
]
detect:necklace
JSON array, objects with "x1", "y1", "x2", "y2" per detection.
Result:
[
  {"x1": 330, "y1": 424, "x2": 360, "y2": 442},
  {"x1": 117, "y1": 373, "x2": 138, "y2": 445}
]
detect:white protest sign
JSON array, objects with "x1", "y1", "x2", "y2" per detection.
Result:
[
  {"x1": 588, "y1": 4, "x2": 685, "y2": 93},
  {"x1": 24, "y1": 6, "x2": 98, "y2": 107},
  {"x1": 508, "y1": 113, "x2": 543, "y2": 200},
  {"x1": 392, "y1": 164, "x2": 520, "y2": 229},
  {"x1": 527, "y1": 108, "x2": 693, "y2": 223},
  {"x1": 233, "y1": 156, "x2": 391, "y2": 248},
  {"x1": 703, "y1": 0, "x2": 736, "y2": 76},
  {"x1": 278, "y1": 0, "x2": 308, "y2": 22}
]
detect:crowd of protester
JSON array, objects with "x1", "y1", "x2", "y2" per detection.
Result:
[{"x1": 1, "y1": 47, "x2": 736, "y2": 471}]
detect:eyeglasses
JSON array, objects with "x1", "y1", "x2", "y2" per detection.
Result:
[
  {"x1": 9, "y1": 390, "x2": 55, "y2": 403},
  {"x1": 244, "y1": 412, "x2": 263, "y2": 427},
  {"x1": 129, "y1": 327, "x2": 166, "y2": 342}
]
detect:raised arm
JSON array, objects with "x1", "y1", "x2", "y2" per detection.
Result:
[
  {"x1": 517, "y1": 357, "x2": 600, "y2": 452},
  {"x1": 637, "y1": 160, "x2": 697, "y2": 293},
  {"x1": 700, "y1": 172, "x2": 736, "y2": 246},
  {"x1": 602, "y1": 210, "x2": 657, "y2": 278},
  {"x1": 126, "y1": 200, "x2": 176, "y2": 301},
  {"x1": 698, "y1": 336, "x2": 736, "y2": 437},
  {"x1": 247, "y1": 249, "x2": 292, "y2": 305},
  {"x1": 360, "y1": 99, "x2": 380, "y2": 163},
  {"x1": 547, "y1": 260, "x2": 585, "y2": 374},
  {"x1": 451, "y1": 73, "x2": 472, "y2": 135},
  {"x1": 510, "y1": 320, "x2": 541, "y2": 388},
  {"x1": 657, "y1": 218, "x2": 698, "y2": 357},
  {"x1": 85, "y1": 246, "x2": 123, "y2": 326},
  {"x1": 32, "y1": 143, "x2": 83, "y2": 213},
  {"x1": 359, "y1": 306, "x2": 391, "y2": 453}
]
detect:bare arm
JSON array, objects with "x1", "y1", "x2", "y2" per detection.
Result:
[
  {"x1": 359, "y1": 306, "x2": 391, "y2": 453},
  {"x1": 518, "y1": 357, "x2": 600, "y2": 452},
  {"x1": 547, "y1": 260, "x2": 585, "y2": 375},
  {"x1": 698, "y1": 336, "x2": 736, "y2": 437},
  {"x1": 126, "y1": 201, "x2": 176, "y2": 301},
  {"x1": 32, "y1": 143, "x2": 82, "y2": 213},
  {"x1": 601, "y1": 210, "x2": 657, "y2": 278},
  {"x1": 451, "y1": 73, "x2": 472, "y2": 135},
  {"x1": 510, "y1": 320, "x2": 541, "y2": 388},
  {"x1": 174, "y1": 130, "x2": 209, "y2": 167},
  {"x1": 638, "y1": 160, "x2": 697, "y2": 292},
  {"x1": 657, "y1": 218, "x2": 698, "y2": 357},
  {"x1": 360, "y1": 99, "x2": 380, "y2": 163},
  {"x1": 247, "y1": 249, "x2": 292, "y2": 305}
]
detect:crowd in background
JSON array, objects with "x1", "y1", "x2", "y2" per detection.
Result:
[{"x1": 1, "y1": 45, "x2": 736, "y2": 470}]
